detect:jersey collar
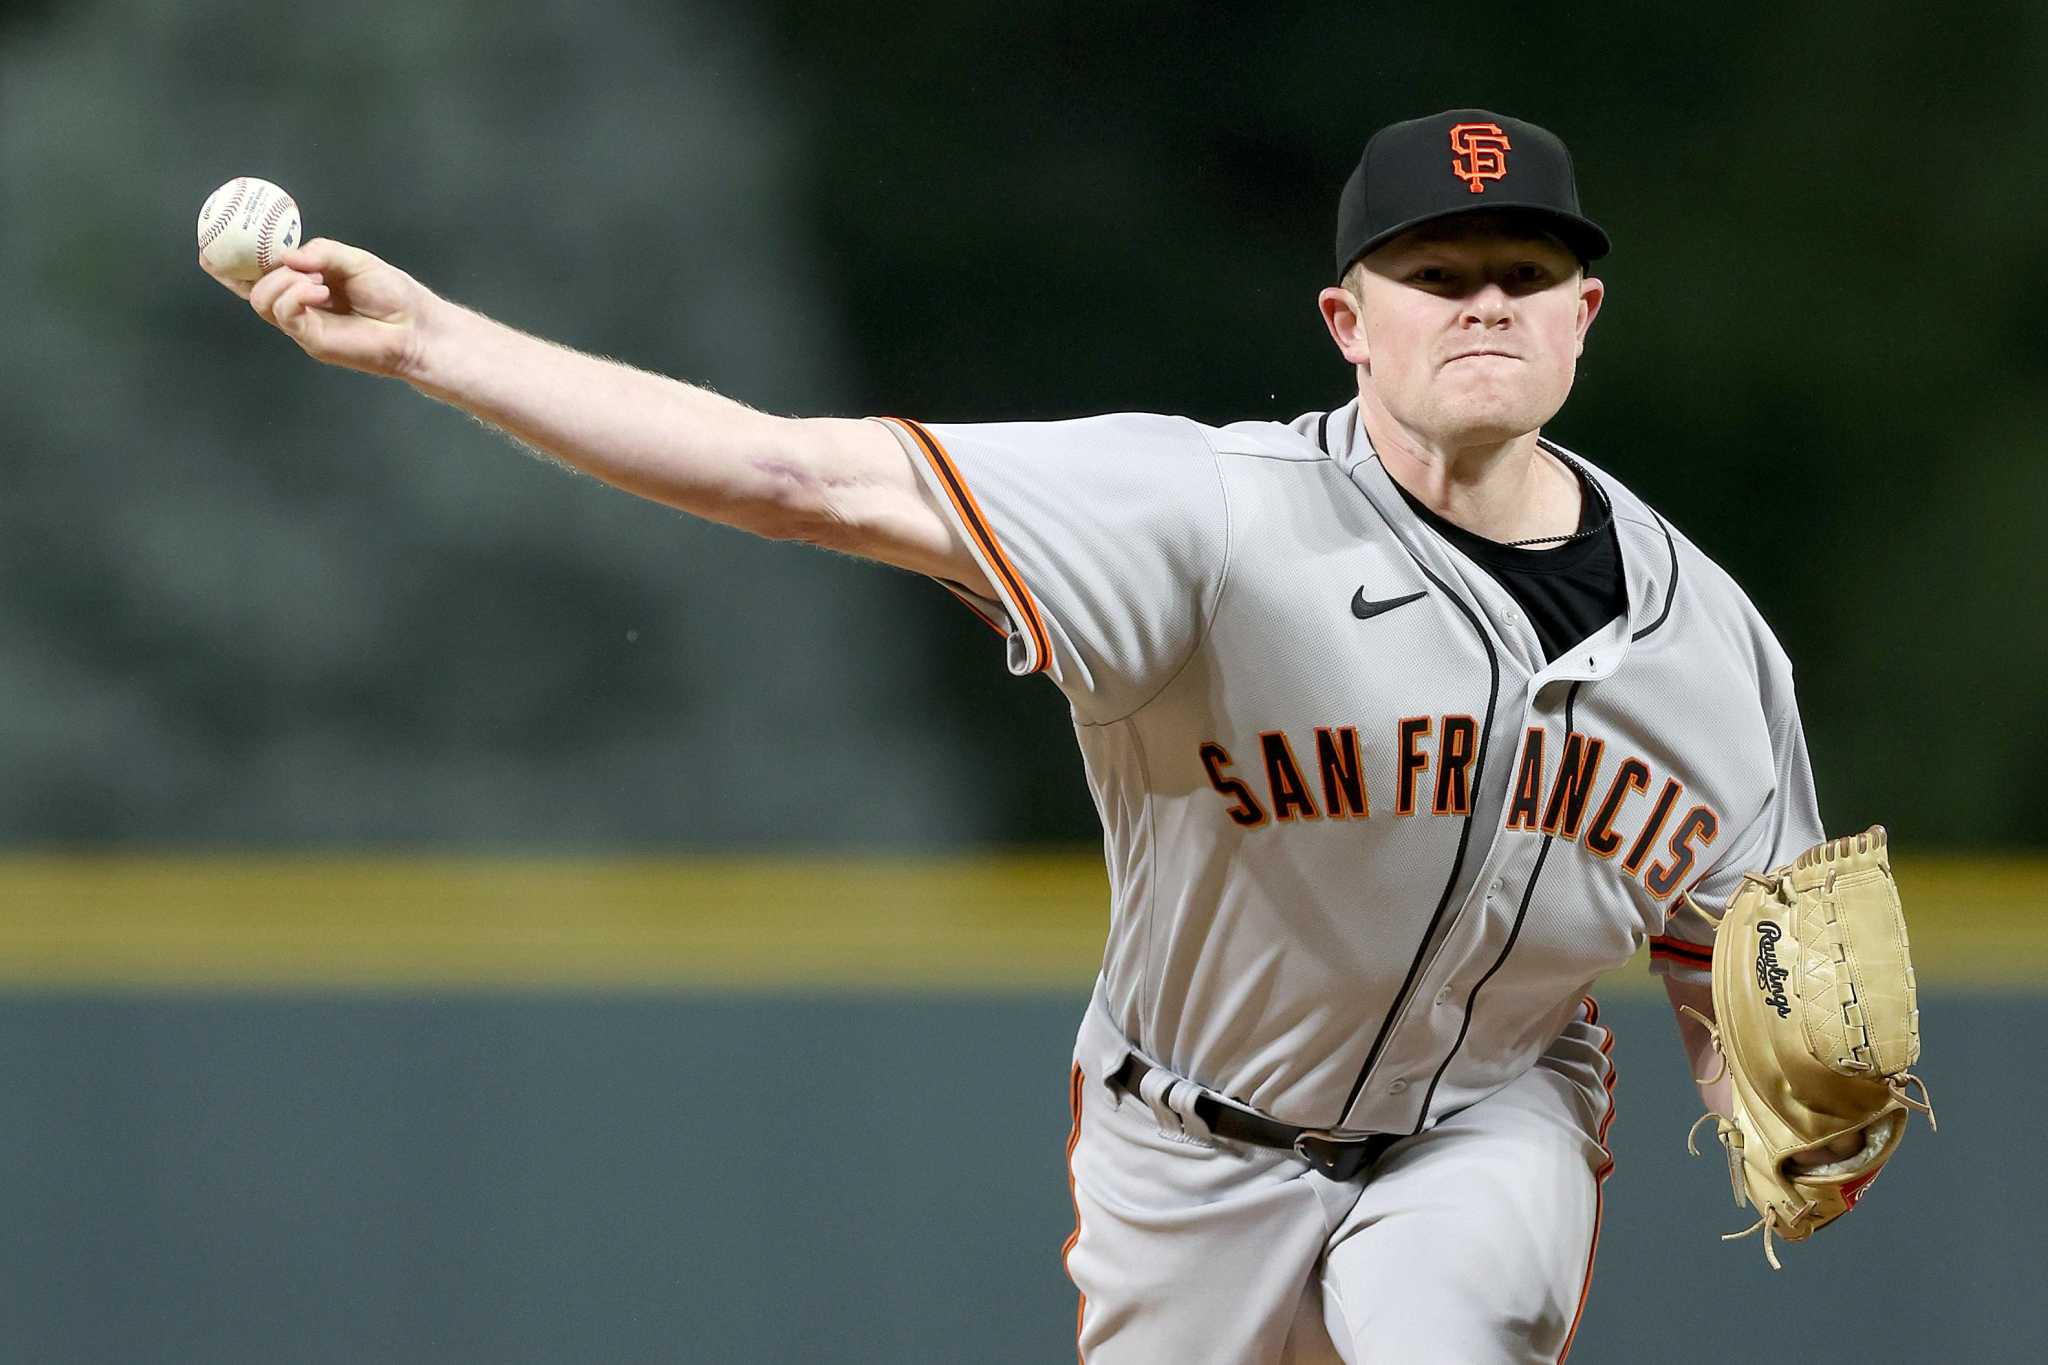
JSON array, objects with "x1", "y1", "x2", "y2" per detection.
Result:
[{"x1": 1316, "y1": 399, "x2": 1682, "y2": 675}]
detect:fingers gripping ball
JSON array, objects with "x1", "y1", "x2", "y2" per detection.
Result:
[
  {"x1": 197, "y1": 177, "x2": 301, "y2": 282},
  {"x1": 1682, "y1": 827, "x2": 1937, "y2": 1268}
]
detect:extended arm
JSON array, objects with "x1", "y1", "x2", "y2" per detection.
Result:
[{"x1": 203, "y1": 238, "x2": 992, "y2": 594}]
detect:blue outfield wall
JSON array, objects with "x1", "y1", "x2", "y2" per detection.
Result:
[{"x1": 0, "y1": 993, "x2": 2034, "y2": 1364}]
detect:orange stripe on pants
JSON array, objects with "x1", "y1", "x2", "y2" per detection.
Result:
[
  {"x1": 1061, "y1": 1063, "x2": 1088, "y2": 1362},
  {"x1": 1556, "y1": 1007, "x2": 1617, "y2": 1362}
]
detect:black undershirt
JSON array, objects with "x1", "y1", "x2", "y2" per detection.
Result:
[{"x1": 1395, "y1": 464, "x2": 1628, "y2": 661}]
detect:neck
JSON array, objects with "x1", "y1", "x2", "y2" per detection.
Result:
[{"x1": 1357, "y1": 384, "x2": 1579, "y2": 545}]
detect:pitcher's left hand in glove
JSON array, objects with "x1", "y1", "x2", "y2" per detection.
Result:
[{"x1": 1680, "y1": 826, "x2": 1936, "y2": 1268}]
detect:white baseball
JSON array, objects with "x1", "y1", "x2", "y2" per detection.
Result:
[{"x1": 196, "y1": 177, "x2": 302, "y2": 282}]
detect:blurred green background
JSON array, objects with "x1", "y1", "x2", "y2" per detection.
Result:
[
  {"x1": 5, "y1": 0, "x2": 2041, "y2": 848},
  {"x1": 3, "y1": 1, "x2": 2044, "y2": 1361}
]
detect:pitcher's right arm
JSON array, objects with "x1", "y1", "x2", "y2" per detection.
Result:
[{"x1": 204, "y1": 238, "x2": 990, "y2": 595}]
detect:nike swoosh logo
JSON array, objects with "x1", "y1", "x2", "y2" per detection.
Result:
[{"x1": 1351, "y1": 588, "x2": 1427, "y2": 620}]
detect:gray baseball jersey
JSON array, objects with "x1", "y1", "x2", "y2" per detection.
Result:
[{"x1": 876, "y1": 398, "x2": 1821, "y2": 1137}]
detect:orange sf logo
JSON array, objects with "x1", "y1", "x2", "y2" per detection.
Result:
[{"x1": 1449, "y1": 122, "x2": 1512, "y2": 193}]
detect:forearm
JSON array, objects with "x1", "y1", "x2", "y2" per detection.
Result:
[
  {"x1": 1663, "y1": 974, "x2": 1734, "y2": 1115},
  {"x1": 217, "y1": 238, "x2": 977, "y2": 583},
  {"x1": 404, "y1": 298, "x2": 846, "y2": 537}
]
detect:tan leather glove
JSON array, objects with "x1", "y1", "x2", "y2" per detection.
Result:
[{"x1": 1681, "y1": 827, "x2": 1936, "y2": 1268}]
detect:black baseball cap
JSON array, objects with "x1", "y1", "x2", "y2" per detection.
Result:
[{"x1": 1334, "y1": 109, "x2": 1609, "y2": 278}]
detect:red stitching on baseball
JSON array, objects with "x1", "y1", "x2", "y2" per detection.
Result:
[
  {"x1": 198, "y1": 178, "x2": 250, "y2": 253},
  {"x1": 255, "y1": 196, "x2": 294, "y2": 273}
]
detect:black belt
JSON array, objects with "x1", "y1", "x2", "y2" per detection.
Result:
[{"x1": 1110, "y1": 1055, "x2": 1401, "y2": 1182}]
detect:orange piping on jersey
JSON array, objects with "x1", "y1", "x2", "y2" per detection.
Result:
[
  {"x1": 1063, "y1": 1063, "x2": 1088, "y2": 1362},
  {"x1": 882, "y1": 417, "x2": 1052, "y2": 673},
  {"x1": 1556, "y1": 1005, "x2": 1617, "y2": 1363},
  {"x1": 1648, "y1": 934, "x2": 1713, "y2": 969},
  {"x1": 939, "y1": 581, "x2": 1009, "y2": 639}
]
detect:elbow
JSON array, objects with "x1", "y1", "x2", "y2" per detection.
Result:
[
  {"x1": 740, "y1": 481, "x2": 824, "y2": 544},
  {"x1": 737, "y1": 456, "x2": 843, "y2": 545},
  {"x1": 740, "y1": 419, "x2": 868, "y2": 550},
  {"x1": 752, "y1": 497, "x2": 848, "y2": 548},
  {"x1": 721, "y1": 423, "x2": 831, "y2": 543}
]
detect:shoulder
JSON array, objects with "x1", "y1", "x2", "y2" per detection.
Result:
[
  {"x1": 907, "y1": 406, "x2": 1346, "y2": 469},
  {"x1": 910, "y1": 409, "x2": 1217, "y2": 458},
  {"x1": 1209, "y1": 411, "x2": 1345, "y2": 464}
]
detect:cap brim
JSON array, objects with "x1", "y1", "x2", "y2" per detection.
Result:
[{"x1": 1341, "y1": 203, "x2": 1610, "y2": 277}]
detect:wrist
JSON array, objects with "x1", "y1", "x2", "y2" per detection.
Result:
[{"x1": 399, "y1": 291, "x2": 470, "y2": 395}]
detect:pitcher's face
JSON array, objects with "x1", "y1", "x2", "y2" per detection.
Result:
[{"x1": 1331, "y1": 216, "x2": 1603, "y2": 448}]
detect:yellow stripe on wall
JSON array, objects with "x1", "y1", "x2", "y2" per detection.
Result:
[
  {"x1": 0, "y1": 851, "x2": 2039, "y2": 992},
  {"x1": 0, "y1": 853, "x2": 1110, "y2": 991}
]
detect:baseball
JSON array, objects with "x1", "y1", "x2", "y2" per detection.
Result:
[{"x1": 196, "y1": 177, "x2": 302, "y2": 282}]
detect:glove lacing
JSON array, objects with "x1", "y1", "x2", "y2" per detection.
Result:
[
  {"x1": 1676, "y1": 1004, "x2": 1937, "y2": 1271},
  {"x1": 1682, "y1": 1112, "x2": 1805, "y2": 1273},
  {"x1": 1721, "y1": 1203, "x2": 1809, "y2": 1272},
  {"x1": 1886, "y1": 1072, "x2": 1938, "y2": 1130}
]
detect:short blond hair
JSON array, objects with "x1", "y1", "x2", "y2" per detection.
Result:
[{"x1": 1340, "y1": 258, "x2": 1371, "y2": 305}]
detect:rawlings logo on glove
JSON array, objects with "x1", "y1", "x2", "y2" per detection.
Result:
[
  {"x1": 1752, "y1": 922, "x2": 1793, "y2": 1018},
  {"x1": 1681, "y1": 827, "x2": 1936, "y2": 1268}
]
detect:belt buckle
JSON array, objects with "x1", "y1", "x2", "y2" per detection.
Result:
[
  {"x1": 1291, "y1": 1128, "x2": 1379, "y2": 1180},
  {"x1": 1291, "y1": 1127, "x2": 1351, "y2": 1172}
]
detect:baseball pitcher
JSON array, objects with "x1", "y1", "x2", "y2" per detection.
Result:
[{"x1": 203, "y1": 109, "x2": 1931, "y2": 1362}]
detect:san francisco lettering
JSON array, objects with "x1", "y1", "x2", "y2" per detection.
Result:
[
  {"x1": 1753, "y1": 921, "x2": 1793, "y2": 1017},
  {"x1": 1196, "y1": 718, "x2": 1721, "y2": 902}
]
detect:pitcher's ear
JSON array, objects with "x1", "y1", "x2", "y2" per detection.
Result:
[
  {"x1": 1575, "y1": 275, "x2": 1606, "y2": 353},
  {"x1": 1318, "y1": 286, "x2": 1370, "y2": 367}
]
